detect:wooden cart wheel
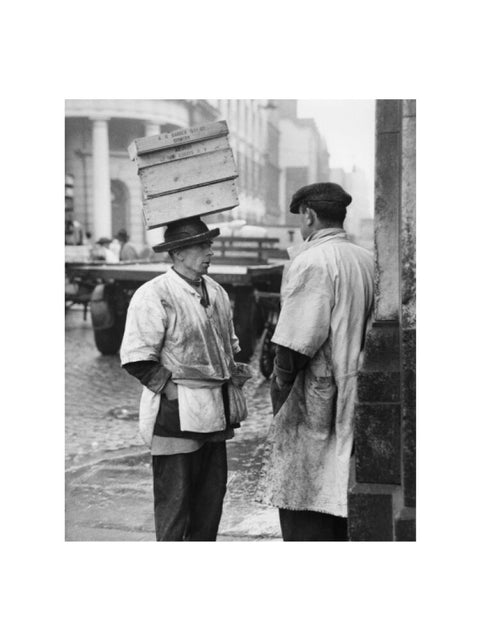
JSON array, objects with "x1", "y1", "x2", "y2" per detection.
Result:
[
  {"x1": 259, "y1": 325, "x2": 275, "y2": 379},
  {"x1": 93, "y1": 325, "x2": 123, "y2": 355},
  {"x1": 90, "y1": 284, "x2": 126, "y2": 355}
]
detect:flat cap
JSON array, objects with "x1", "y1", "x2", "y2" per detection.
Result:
[{"x1": 289, "y1": 182, "x2": 352, "y2": 214}]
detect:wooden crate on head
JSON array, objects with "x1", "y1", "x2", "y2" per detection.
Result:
[
  {"x1": 64, "y1": 120, "x2": 284, "y2": 363},
  {"x1": 128, "y1": 120, "x2": 239, "y2": 229}
]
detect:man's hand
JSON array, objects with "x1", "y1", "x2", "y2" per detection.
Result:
[
  {"x1": 270, "y1": 374, "x2": 292, "y2": 416},
  {"x1": 164, "y1": 379, "x2": 178, "y2": 400}
]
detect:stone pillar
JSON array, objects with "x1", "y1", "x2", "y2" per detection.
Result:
[
  {"x1": 374, "y1": 101, "x2": 401, "y2": 321},
  {"x1": 348, "y1": 100, "x2": 416, "y2": 541},
  {"x1": 399, "y1": 100, "x2": 416, "y2": 536},
  {"x1": 91, "y1": 117, "x2": 112, "y2": 239}
]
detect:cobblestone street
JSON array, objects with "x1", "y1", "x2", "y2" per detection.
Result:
[{"x1": 65, "y1": 307, "x2": 281, "y2": 541}]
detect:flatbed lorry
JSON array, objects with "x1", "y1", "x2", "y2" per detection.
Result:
[{"x1": 65, "y1": 250, "x2": 283, "y2": 365}]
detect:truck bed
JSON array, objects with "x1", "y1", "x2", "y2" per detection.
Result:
[{"x1": 65, "y1": 260, "x2": 285, "y2": 287}]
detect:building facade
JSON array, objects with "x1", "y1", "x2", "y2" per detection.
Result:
[
  {"x1": 65, "y1": 99, "x2": 219, "y2": 248},
  {"x1": 277, "y1": 100, "x2": 330, "y2": 225},
  {"x1": 210, "y1": 100, "x2": 282, "y2": 225},
  {"x1": 65, "y1": 99, "x2": 328, "y2": 249},
  {"x1": 330, "y1": 165, "x2": 373, "y2": 250}
]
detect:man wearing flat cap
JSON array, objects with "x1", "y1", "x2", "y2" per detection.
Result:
[
  {"x1": 257, "y1": 182, "x2": 374, "y2": 541},
  {"x1": 120, "y1": 216, "x2": 249, "y2": 541},
  {"x1": 115, "y1": 228, "x2": 138, "y2": 262}
]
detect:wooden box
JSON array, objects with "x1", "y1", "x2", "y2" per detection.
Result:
[{"x1": 129, "y1": 120, "x2": 239, "y2": 228}]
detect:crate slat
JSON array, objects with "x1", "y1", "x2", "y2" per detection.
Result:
[
  {"x1": 139, "y1": 148, "x2": 238, "y2": 198},
  {"x1": 129, "y1": 120, "x2": 229, "y2": 158},
  {"x1": 143, "y1": 180, "x2": 239, "y2": 228},
  {"x1": 134, "y1": 136, "x2": 231, "y2": 170}
]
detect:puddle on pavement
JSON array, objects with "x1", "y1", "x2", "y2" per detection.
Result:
[{"x1": 106, "y1": 406, "x2": 139, "y2": 420}]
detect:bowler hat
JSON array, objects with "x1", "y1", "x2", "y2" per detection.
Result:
[
  {"x1": 289, "y1": 182, "x2": 352, "y2": 215},
  {"x1": 96, "y1": 237, "x2": 112, "y2": 245},
  {"x1": 153, "y1": 216, "x2": 220, "y2": 253}
]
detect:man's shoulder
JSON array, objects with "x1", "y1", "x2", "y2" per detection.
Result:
[
  {"x1": 292, "y1": 245, "x2": 329, "y2": 271},
  {"x1": 288, "y1": 239, "x2": 361, "y2": 279},
  {"x1": 130, "y1": 272, "x2": 170, "y2": 302},
  {"x1": 203, "y1": 274, "x2": 222, "y2": 289},
  {"x1": 204, "y1": 275, "x2": 229, "y2": 299},
  {"x1": 338, "y1": 240, "x2": 374, "y2": 266},
  {"x1": 203, "y1": 274, "x2": 227, "y2": 293},
  {"x1": 297, "y1": 237, "x2": 373, "y2": 263}
]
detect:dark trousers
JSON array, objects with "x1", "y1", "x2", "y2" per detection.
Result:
[
  {"x1": 279, "y1": 508, "x2": 348, "y2": 541},
  {"x1": 152, "y1": 442, "x2": 227, "y2": 541}
]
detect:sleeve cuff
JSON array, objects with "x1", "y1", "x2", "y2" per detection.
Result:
[{"x1": 144, "y1": 366, "x2": 172, "y2": 394}]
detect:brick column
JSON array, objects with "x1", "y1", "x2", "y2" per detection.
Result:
[{"x1": 91, "y1": 117, "x2": 112, "y2": 239}]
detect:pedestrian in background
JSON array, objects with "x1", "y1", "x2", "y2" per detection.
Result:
[
  {"x1": 65, "y1": 219, "x2": 83, "y2": 245},
  {"x1": 257, "y1": 183, "x2": 374, "y2": 541},
  {"x1": 116, "y1": 228, "x2": 138, "y2": 262},
  {"x1": 120, "y1": 217, "x2": 249, "y2": 541},
  {"x1": 90, "y1": 237, "x2": 118, "y2": 262}
]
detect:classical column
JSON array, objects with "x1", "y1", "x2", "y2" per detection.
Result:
[{"x1": 91, "y1": 117, "x2": 112, "y2": 239}]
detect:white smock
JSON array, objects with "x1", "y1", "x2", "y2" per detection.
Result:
[
  {"x1": 257, "y1": 229, "x2": 374, "y2": 517},
  {"x1": 120, "y1": 268, "x2": 242, "y2": 448}
]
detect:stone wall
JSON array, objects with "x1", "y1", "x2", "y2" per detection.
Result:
[{"x1": 348, "y1": 100, "x2": 416, "y2": 541}]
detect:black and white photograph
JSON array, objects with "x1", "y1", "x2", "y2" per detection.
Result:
[
  {"x1": 5, "y1": 1, "x2": 479, "y2": 637},
  {"x1": 64, "y1": 99, "x2": 415, "y2": 542}
]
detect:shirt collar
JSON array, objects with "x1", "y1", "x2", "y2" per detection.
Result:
[
  {"x1": 167, "y1": 266, "x2": 197, "y2": 295},
  {"x1": 308, "y1": 227, "x2": 346, "y2": 242},
  {"x1": 172, "y1": 267, "x2": 203, "y2": 287},
  {"x1": 167, "y1": 267, "x2": 217, "y2": 305}
]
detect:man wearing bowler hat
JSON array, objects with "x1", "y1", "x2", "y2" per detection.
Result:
[
  {"x1": 257, "y1": 183, "x2": 374, "y2": 541},
  {"x1": 120, "y1": 216, "x2": 249, "y2": 541}
]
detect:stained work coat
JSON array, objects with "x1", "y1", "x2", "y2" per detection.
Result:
[
  {"x1": 257, "y1": 229, "x2": 374, "y2": 517},
  {"x1": 120, "y1": 268, "x2": 241, "y2": 446}
]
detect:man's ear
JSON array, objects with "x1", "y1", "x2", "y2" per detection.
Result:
[
  {"x1": 172, "y1": 248, "x2": 184, "y2": 262},
  {"x1": 304, "y1": 206, "x2": 316, "y2": 226}
]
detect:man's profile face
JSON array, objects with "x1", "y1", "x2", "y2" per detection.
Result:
[{"x1": 178, "y1": 241, "x2": 214, "y2": 277}]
